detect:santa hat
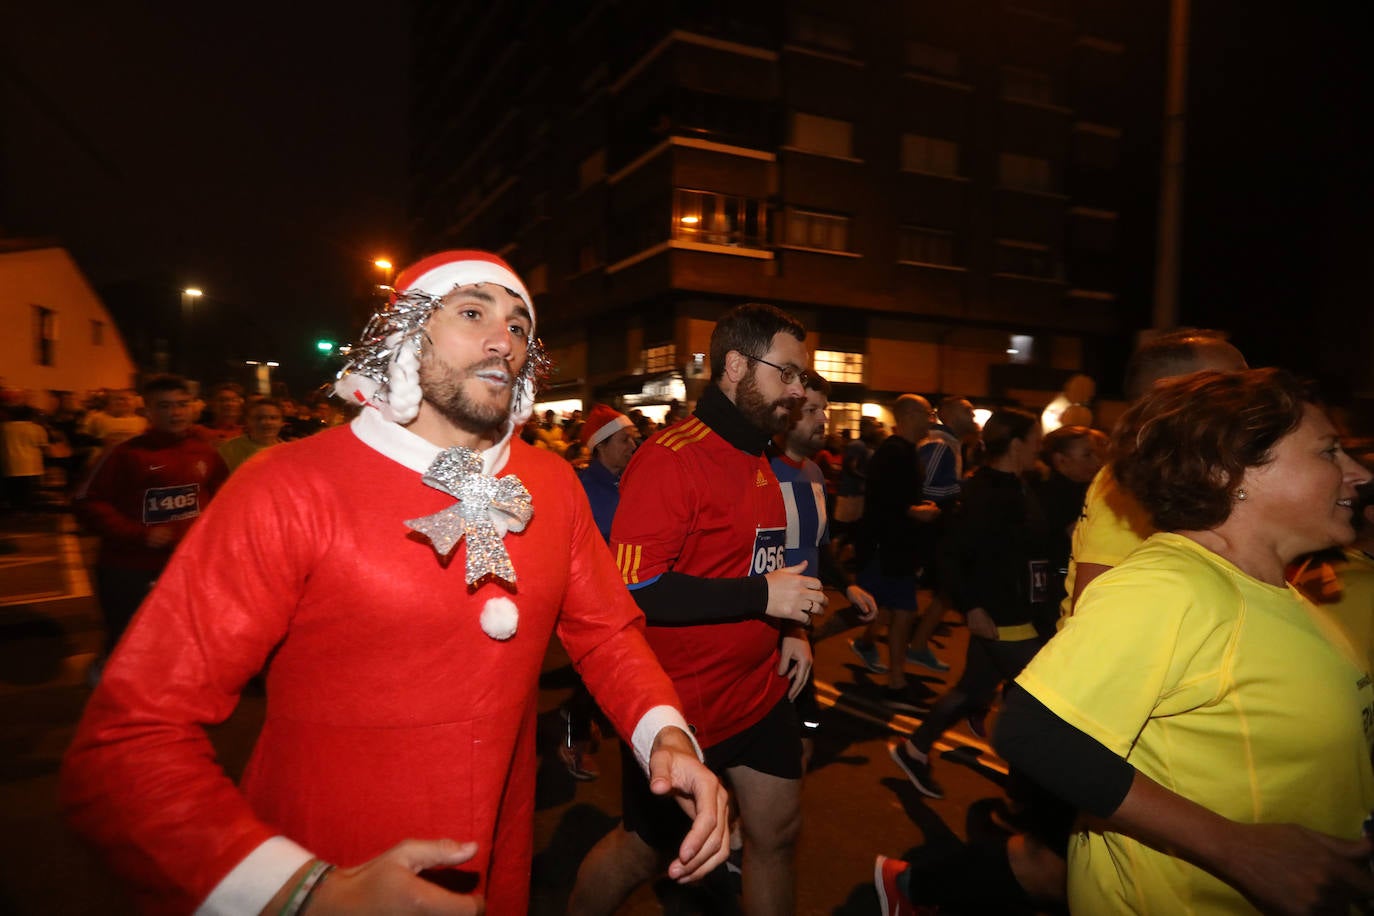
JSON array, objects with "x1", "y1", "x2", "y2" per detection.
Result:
[
  {"x1": 393, "y1": 250, "x2": 534, "y2": 328},
  {"x1": 581, "y1": 404, "x2": 634, "y2": 451}
]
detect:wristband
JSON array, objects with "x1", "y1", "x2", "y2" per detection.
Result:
[{"x1": 279, "y1": 859, "x2": 334, "y2": 916}]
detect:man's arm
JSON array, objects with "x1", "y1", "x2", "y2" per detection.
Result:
[{"x1": 556, "y1": 473, "x2": 730, "y2": 882}]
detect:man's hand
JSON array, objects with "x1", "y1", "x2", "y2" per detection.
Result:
[
  {"x1": 649, "y1": 727, "x2": 731, "y2": 883},
  {"x1": 1210, "y1": 822, "x2": 1374, "y2": 916},
  {"x1": 844, "y1": 584, "x2": 879, "y2": 622},
  {"x1": 764, "y1": 562, "x2": 827, "y2": 624},
  {"x1": 267, "y1": 839, "x2": 484, "y2": 915},
  {"x1": 908, "y1": 501, "x2": 941, "y2": 523},
  {"x1": 965, "y1": 607, "x2": 998, "y2": 640},
  {"x1": 777, "y1": 635, "x2": 813, "y2": 700}
]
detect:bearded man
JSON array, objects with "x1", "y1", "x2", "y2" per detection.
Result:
[
  {"x1": 60, "y1": 251, "x2": 728, "y2": 915},
  {"x1": 570, "y1": 303, "x2": 826, "y2": 916}
]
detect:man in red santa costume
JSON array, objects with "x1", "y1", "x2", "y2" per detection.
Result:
[{"x1": 60, "y1": 251, "x2": 729, "y2": 915}]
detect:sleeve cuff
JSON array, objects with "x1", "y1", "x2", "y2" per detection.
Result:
[
  {"x1": 196, "y1": 836, "x2": 314, "y2": 916},
  {"x1": 629, "y1": 705, "x2": 703, "y2": 773}
]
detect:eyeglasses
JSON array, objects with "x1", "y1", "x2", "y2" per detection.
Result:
[{"x1": 742, "y1": 353, "x2": 810, "y2": 387}]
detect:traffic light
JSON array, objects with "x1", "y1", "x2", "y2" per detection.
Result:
[{"x1": 316, "y1": 340, "x2": 336, "y2": 354}]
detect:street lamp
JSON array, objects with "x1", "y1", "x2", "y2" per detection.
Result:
[{"x1": 181, "y1": 287, "x2": 204, "y2": 376}]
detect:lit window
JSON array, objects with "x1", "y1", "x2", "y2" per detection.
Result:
[
  {"x1": 900, "y1": 133, "x2": 960, "y2": 177},
  {"x1": 1003, "y1": 66, "x2": 1056, "y2": 105},
  {"x1": 897, "y1": 226, "x2": 956, "y2": 266},
  {"x1": 674, "y1": 189, "x2": 768, "y2": 248},
  {"x1": 999, "y1": 152, "x2": 1052, "y2": 192},
  {"x1": 783, "y1": 209, "x2": 850, "y2": 252},
  {"x1": 828, "y1": 401, "x2": 863, "y2": 436},
  {"x1": 906, "y1": 42, "x2": 960, "y2": 79},
  {"x1": 813, "y1": 350, "x2": 864, "y2": 383},
  {"x1": 789, "y1": 112, "x2": 854, "y2": 159},
  {"x1": 644, "y1": 344, "x2": 677, "y2": 373}
]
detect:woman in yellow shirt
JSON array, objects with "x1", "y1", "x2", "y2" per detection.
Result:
[{"x1": 988, "y1": 368, "x2": 1374, "y2": 914}]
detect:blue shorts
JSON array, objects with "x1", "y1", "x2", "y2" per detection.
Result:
[{"x1": 857, "y1": 558, "x2": 920, "y2": 610}]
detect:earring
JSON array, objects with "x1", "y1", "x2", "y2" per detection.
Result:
[{"x1": 1235, "y1": 488, "x2": 1248, "y2": 502}]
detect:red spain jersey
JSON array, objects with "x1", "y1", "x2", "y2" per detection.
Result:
[{"x1": 612, "y1": 415, "x2": 790, "y2": 747}]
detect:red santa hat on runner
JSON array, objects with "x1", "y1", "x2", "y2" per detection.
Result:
[
  {"x1": 333, "y1": 250, "x2": 542, "y2": 426},
  {"x1": 581, "y1": 404, "x2": 634, "y2": 452}
]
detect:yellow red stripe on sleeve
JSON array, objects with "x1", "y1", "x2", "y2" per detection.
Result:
[
  {"x1": 657, "y1": 417, "x2": 710, "y2": 452},
  {"x1": 616, "y1": 542, "x2": 643, "y2": 584}
]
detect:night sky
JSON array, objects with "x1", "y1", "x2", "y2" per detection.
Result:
[
  {"x1": 3, "y1": 4, "x2": 410, "y2": 387},
  {"x1": 5, "y1": 3, "x2": 1370, "y2": 396}
]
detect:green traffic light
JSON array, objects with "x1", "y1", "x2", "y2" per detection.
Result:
[{"x1": 316, "y1": 340, "x2": 335, "y2": 353}]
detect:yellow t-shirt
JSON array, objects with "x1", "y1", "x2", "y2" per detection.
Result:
[
  {"x1": 1058, "y1": 466, "x2": 1154, "y2": 621},
  {"x1": 1019, "y1": 533, "x2": 1374, "y2": 915}
]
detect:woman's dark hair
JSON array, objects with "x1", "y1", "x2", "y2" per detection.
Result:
[
  {"x1": 1112, "y1": 367, "x2": 1314, "y2": 531},
  {"x1": 981, "y1": 407, "x2": 1039, "y2": 459}
]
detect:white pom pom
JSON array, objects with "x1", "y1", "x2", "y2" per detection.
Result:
[{"x1": 480, "y1": 596, "x2": 519, "y2": 640}]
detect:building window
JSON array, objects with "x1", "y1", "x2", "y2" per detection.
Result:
[
  {"x1": 577, "y1": 238, "x2": 603, "y2": 273},
  {"x1": 578, "y1": 149, "x2": 606, "y2": 189},
  {"x1": 91, "y1": 319, "x2": 105, "y2": 346},
  {"x1": 828, "y1": 401, "x2": 863, "y2": 436},
  {"x1": 897, "y1": 226, "x2": 957, "y2": 267},
  {"x1": 789, "y1": 11, "x2": 855, "y2": 54},
  {"x1": 813, "y1": 350, "x2": 864, "y2": 383},
  {"x1": 782, "y1": 209, "x2": 851, "y2": 252},
  {"x1": 644, "y1": 344, "x2": 676, "y2": 373},
  {"x1": 673, "y1": 189, "x2": 768, "y2": 248},
  {"x1": 999, "y1": 152, "x2": 1052, "y2": 192},
  {"x1": 526, "y1": 263, "x2": 549, "y2": 296},
  {"x1": 995, "y1": 240, "x2": 1060, "y2": 280},
  {"x1": 1071, "y1": 125, "x2": 1121, "y2": 170},
  {"x1": 33, "y1": 305, "x2": 56, "y2": 367},
  {"x1": 789, "y1": 112, "x2": 854, "y2": 159},
  {"x1": 905, "y1": 41, "x2": 960, "y2": 79},
  {"x1": 900, "y1": 133, "x2": 960, "y2": 177},
  {"x1": 1002, "y1": 66, "x2": 1056, "y2": 105}
]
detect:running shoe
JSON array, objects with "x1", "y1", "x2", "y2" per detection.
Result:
[
  {"x1": 849, "y1": 638, "x2": 888, "y2": 673},
  {"x1": 905, "y1": 646, "x2": 950, "y2": 673},
  {"x1": 889, "y1": 740, "x2": 945, "y2": 799},
  {"x1": 874, "y1": 855, "x2": 924, "y2": 916}
]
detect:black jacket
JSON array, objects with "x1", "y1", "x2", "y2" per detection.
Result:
[{"x1": 947, "y1": 466, "x2": 1051, "y2": 628}]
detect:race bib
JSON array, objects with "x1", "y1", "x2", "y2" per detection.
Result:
[
  {"x1": 749, "y1": 527, "x2": 786, "y2": 576},
  {"x1": 143, "y1": 484, "x2": 201, "y2": 524}
]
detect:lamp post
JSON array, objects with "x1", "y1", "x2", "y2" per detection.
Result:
[{"x1": 181, "y1": 287, "x2": 203, "y2": 376}]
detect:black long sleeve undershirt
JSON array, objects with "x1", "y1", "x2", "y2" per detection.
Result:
[
  {"x1": 994, "y1": 683, "x2": 1136, "y2": 819},
  {"x1": 631, "y1": 571, "x2": 770, "y2": 625}
]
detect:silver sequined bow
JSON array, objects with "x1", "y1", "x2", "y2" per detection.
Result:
[{"x1": 406, "y1": 447, "x2": 533, "y2": 586}]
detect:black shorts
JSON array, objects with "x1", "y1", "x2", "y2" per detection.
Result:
[{"x1": 621, "y1": 697, "x2": 802, "y2": 852}]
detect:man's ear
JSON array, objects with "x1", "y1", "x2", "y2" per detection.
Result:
[{"x1": 723, "y1": 349, "x2": 749, "y2": 384}]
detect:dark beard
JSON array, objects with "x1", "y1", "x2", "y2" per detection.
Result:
[
  {"x1": 419, "y1": 353, "x2": 513, "y2": 435},
  {"x1": 736, "y1": 366, "x2": 795, "y2": 435}
]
